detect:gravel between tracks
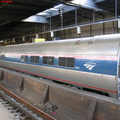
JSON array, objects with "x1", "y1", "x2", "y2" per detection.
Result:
[{"x1": 0, "y1": 98, "x2": 18, "y2": 120}]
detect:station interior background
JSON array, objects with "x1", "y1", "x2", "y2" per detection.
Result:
[{"x1": 0, "y1": 0, "x2": 120, "y2": 45}]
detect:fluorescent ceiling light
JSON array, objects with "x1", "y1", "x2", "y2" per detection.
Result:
[
  {"x1": 37, "y1": 4, "x2": 63, "y2": 15},
  {"x1": 71, "y1": 0, "x2": 87, "y2": 5}
]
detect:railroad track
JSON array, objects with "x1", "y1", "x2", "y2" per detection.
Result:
[
  {"x1": 1, "y1": 68, "x2": 120, "y2": 120},
  {"x1": 0, "y1": 85, "x2": 56, "y2": 120}
]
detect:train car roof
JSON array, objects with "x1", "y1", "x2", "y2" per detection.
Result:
[
  {"x1": 1, "y1": 33, "x2": 120, "y2": 48},
  {"x1": 0, "y1": 33, "x2": 120, "y2": 56}
]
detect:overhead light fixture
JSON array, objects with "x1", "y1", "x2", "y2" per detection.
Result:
[
  {"x1": 77, "y1": 26, "x2": 81, "y2": 34},
  {"x1": 0, "y1": 40, "x2": 3, "y2": 43},
  {"x1": 118, "y1": 19, "x2": 120, "y2": 28},
  {"x1": 51, "y1": 31, "x2": 54, "y2": 37},
  {"x1": 63, "y1": 0, "x2": 104, "y2": 12},
  {"x1": 36, "y1": 34, "x2": 39, "y2": 38},
  {"x1": 22, "y1": 37, "x2": 25, "y2": 41},
  {"x1": 54, "y1": 4, "x2": 63, "y2": 8},
  {"x1": 71, "y1": 0, "x2": 87, "y2": 5}
]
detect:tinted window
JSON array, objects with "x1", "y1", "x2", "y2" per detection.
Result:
[
  {"x1": 43, "y1": 57, "x2": 48, "y2": 64},
  {"x1": 0, "y1": 55, "x2": 5, "y2": 60},
  {"x1": 21, "y1": 55, "x2": 28, "y2": 62},
  {"x1": 48, "y1": 57, "x2": 54, "y2": 65},
  {"x1": 30, "y1": 56, "x2": 39, "y2": 63},
  {"x1": 66, "y1": 58, "x2": 75, "y2": 67},
  {"x1": 42, "y1": 56, "x2": 54, "y2": 65},
  {"x1": 58, "y1": 57, "x2": 75, "y2": 68},
  {"x1": 58, "y1": 57, "x2": 66, "y2": 66}
]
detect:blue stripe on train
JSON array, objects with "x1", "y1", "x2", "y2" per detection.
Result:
[
  {"x1": 1, "y1": 56, "x2": 118, "y2": 76},
  {"x1": 76, "y1": 59, "x2": 117, "y2": 76}
]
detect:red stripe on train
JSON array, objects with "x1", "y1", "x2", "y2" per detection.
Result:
[{"x1": 0, "y1": 65, "x2": 118, "y2": 94}]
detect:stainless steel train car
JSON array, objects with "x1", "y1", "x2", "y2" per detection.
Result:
[{"x1": 0, "y1": 34, "x2": 120, "y2": 98}]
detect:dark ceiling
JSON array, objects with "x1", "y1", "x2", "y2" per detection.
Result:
[
  {"x1": 0, "y1": 0, "x2": 62, "y2": 39},
  {"x1": 0, "y1": 0, "x2": 119, "y2": 40}
]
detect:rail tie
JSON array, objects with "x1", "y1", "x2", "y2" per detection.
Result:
[{"x1": 0, "y1": 85, "x2": 56, "y2": 120}]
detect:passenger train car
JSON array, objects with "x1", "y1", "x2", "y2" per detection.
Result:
[{"x1": 0, "y1": 34, "x2": 120, "y2": 98}]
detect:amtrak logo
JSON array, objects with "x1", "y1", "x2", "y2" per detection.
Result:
[{"x1": 84, "y1": 62, "x2": 96, "y2": 71}]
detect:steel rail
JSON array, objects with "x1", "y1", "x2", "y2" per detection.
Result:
[{"x1": 0, "y1": 85, "x2": 56, "y2": 120}]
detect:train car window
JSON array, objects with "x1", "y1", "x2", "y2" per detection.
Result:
[
  {"x1": 43, "y1": 57, "x2": 48, "y2": 64},
  {"x1": 58, "y1": 57, "x2": 66, "y2": 66},
  {"x1": 42, "y1": 56, "x2": 54, "y2": 65},
  {"x1": 21, "y1": 55, "x2": 28, "y2": 62},
  {"x1": 58, "y1": 57, "x2": 75, "y2": 68},
  {"x1": 0, "y1": 55, "x2": 5, "y2": 60},
  {"x1": 48, "y1": 57, "x2": 54, "y2": 65},
  {"x1": 30, "y1": 56, "x2": 39, "y2": 63},
  {"x1": 66, "y1": 58, "x2": 75, "y2": 67}
]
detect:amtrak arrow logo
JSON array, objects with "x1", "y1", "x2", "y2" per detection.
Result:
[{"x1": 84, "y1": 62, "x2": 96, "y2": 71}]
